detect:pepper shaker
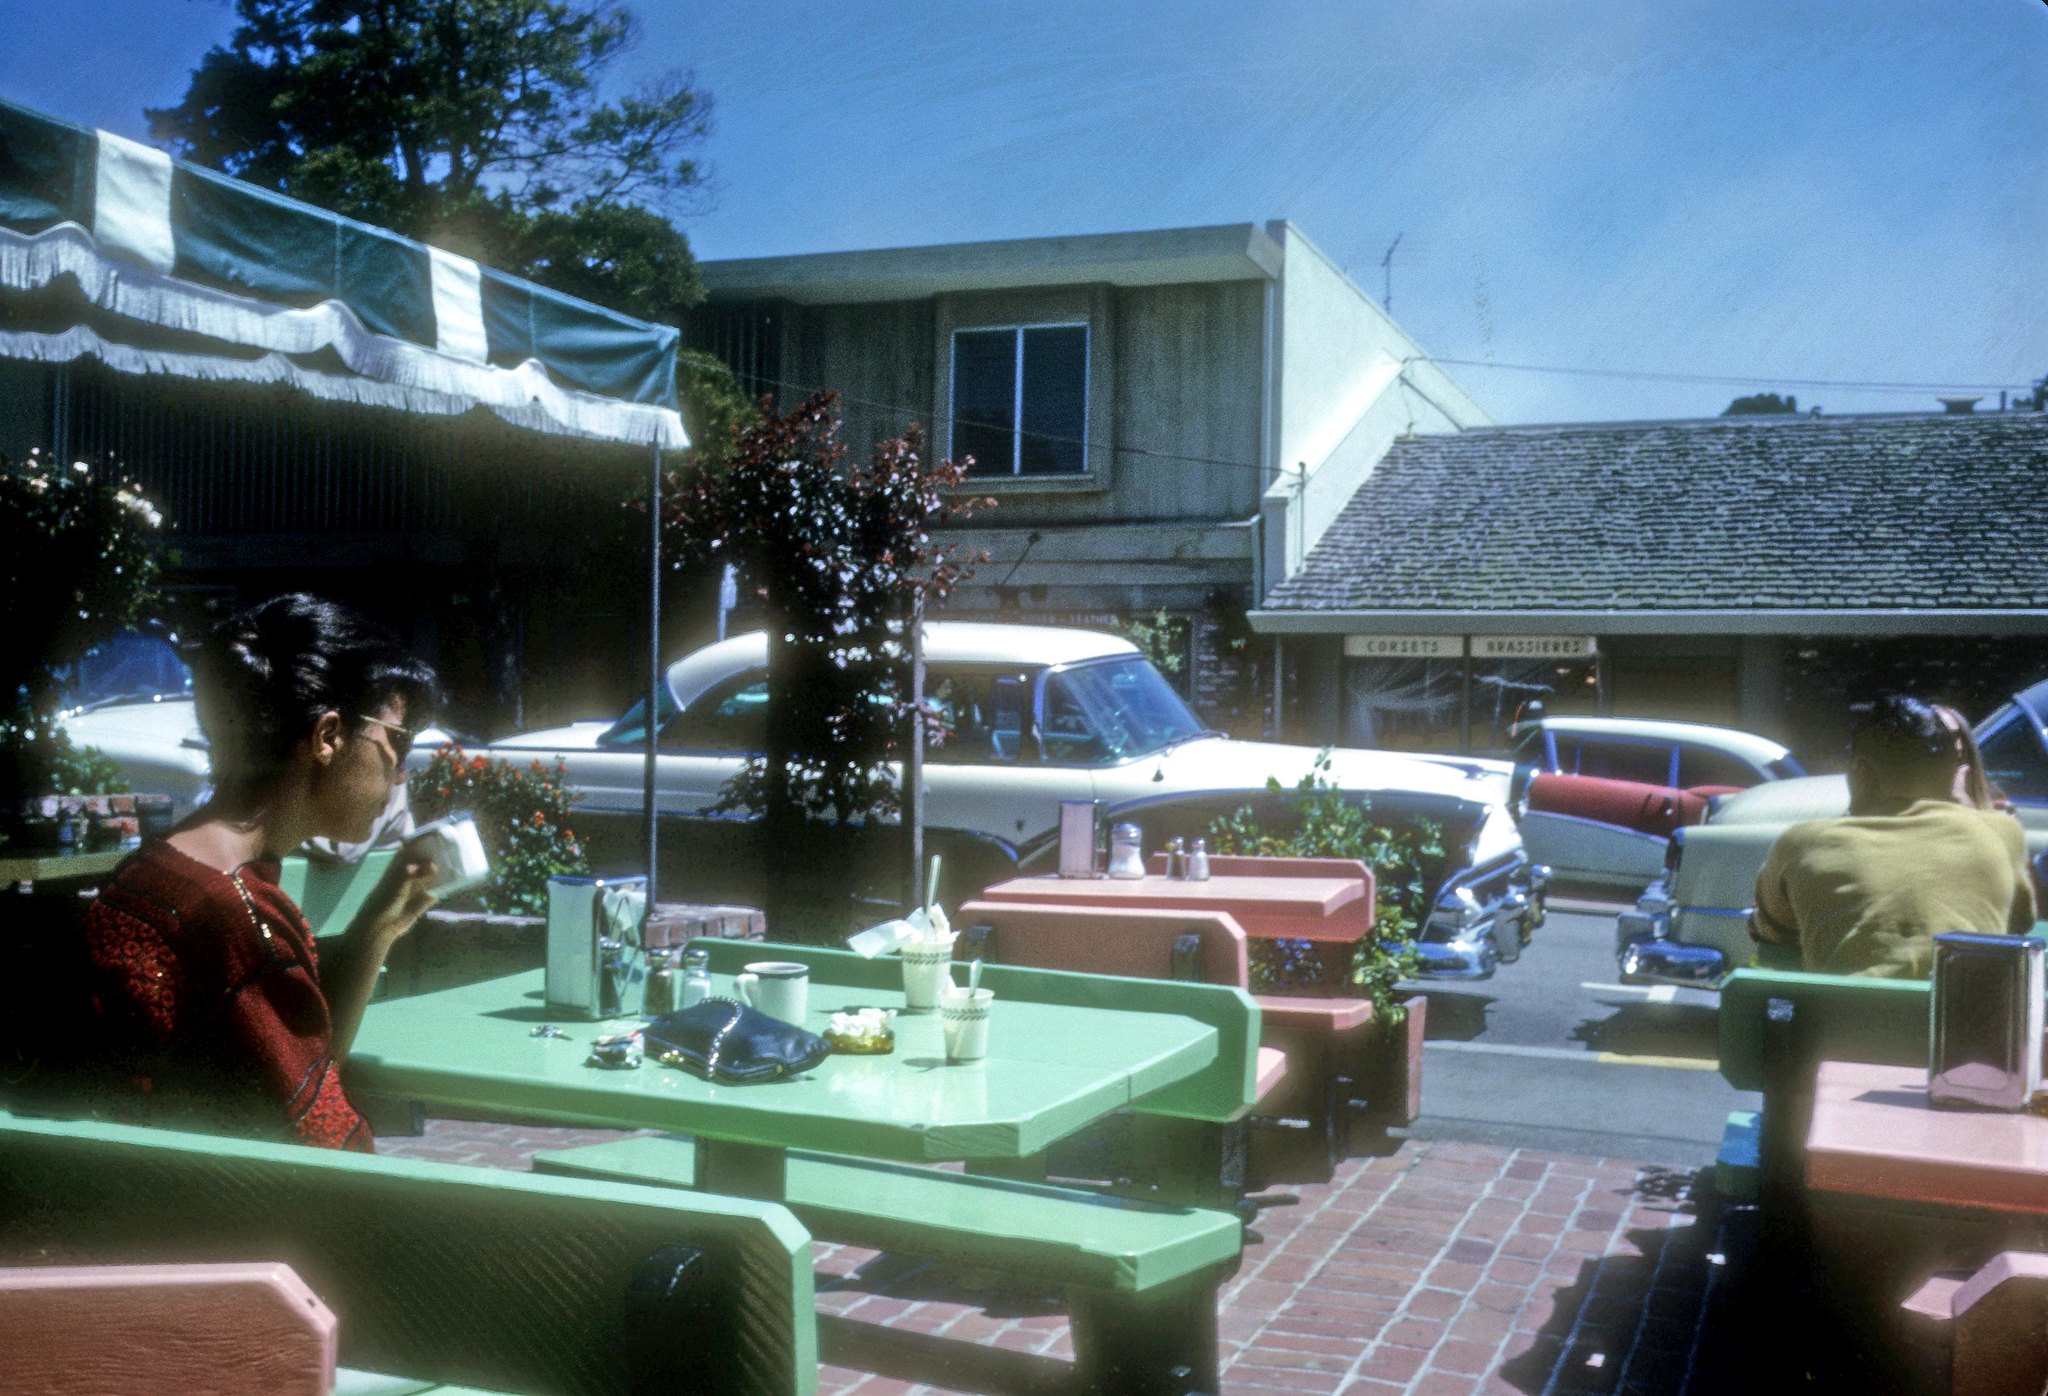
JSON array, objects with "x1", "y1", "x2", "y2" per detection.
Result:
[
  {"x1": 1166, "y1": 837, "x2": 1188, "y2": 879},
  {"x1": 642, "y1": 949, "x2": 677, "y2": 1016}
]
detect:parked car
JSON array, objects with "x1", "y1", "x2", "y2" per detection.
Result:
[
  {"x1": 478, "y1": 623, "x2": 1546, "y2": 976},
  {"x1": 1607, "y1": 680, "x2": 2048, "y2": 997},
  {"x1": 1509, "y1": 716, "x2": 1807, "y2": 887},
  {"x1": 55, "y1": 629, "x2": 210, "y2": 812}
]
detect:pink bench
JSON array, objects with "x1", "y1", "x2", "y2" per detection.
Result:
[
  {"x1": 954, "y1": 899, "x2": 1291, "y2": 1103},
  {"x1": 1902, "y1": 1252, "x2": 2048, "y2": 1395},
  {"x1": 0, "y1": 1262, "x2": 336, "y2": 1396},
  {"x1": 959, "y1": 898, "x2": 1388, "y2": 1181}
]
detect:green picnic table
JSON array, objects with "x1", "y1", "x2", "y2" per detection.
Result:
[
  {"x1": 348, "y1": 963, "x2": 1216, "y2": 1198},
  {"x1": 348, "y1": 953, "x2": 1243, "y2": 1393}
]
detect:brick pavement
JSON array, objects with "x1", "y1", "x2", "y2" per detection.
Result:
[{"x1": 380, "y1": 1117, "x2": 1751, "y2": 1395}]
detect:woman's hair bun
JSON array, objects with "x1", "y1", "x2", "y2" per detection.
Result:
[{"x1": 195, "y1": 593, "x2": 441, "y2": 799}]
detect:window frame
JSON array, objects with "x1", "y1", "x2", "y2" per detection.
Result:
[{"x1": 948, "y1": 321, "x2": 1091, "y2": 478}]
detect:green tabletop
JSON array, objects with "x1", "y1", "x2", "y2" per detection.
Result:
[
  {"x1": 348, "y1": 965, "x2": 1218, "y2": 1186},
  {"x1": 0, "y1": 848, "x2": 126, "y2": 885}
]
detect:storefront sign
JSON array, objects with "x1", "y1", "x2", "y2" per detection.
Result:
[
  {"x1": 1472, "y1": 635, "x2": 1599, "y2": 659},
  {"x1": 1343, "y1": 635, "x2": 1463, "y2": 659}
]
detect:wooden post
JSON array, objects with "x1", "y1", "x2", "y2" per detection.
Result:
[{"x1": 1459, "y1": 636, "x2": 1474, "y2": 754}]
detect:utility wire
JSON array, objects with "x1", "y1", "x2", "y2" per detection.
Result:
[{"x1": 734, "y1": 356, "x2": 2038, "y2": 484}]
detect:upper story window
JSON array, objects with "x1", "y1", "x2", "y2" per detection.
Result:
[{"x1": 951, "y1": 324, "x2": 1088, "y2": 476}]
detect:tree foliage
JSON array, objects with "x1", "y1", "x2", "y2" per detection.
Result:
[
  {"x1": 656, "y1": 392, "x2": 989, "y2": 837},
  {"x1": 0, "y1": 450, "x2": 167, "y2": 801},
  {"x1": 1722, "y1": 392, "x2": 1799, "y2": 416},
  {"x1": 150, "y1": 0, "x2": 753, "y2": 445}
]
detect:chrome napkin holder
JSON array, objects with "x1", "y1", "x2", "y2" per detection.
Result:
[
  {"x1": 1928, "y1": 931, "x2": 2044, "y2": 1112},
  {"x1": 546, "y1": 874, "x2": 650, "y2": 1019}
]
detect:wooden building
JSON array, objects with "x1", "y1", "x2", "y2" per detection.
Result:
[{"x1": 693, "y1": 222, "x2": 1487, "y2": 734}]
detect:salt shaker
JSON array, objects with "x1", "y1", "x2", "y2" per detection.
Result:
[
  {"x1": 1106, "y1": 823, "x2": 1146, "y2": 879},
  {"x1": 1166, "y1": 837, "x2": 1188, "y2": 879},
  {"x1": 1188, "y1": 837, "x2": 1211, "y2": 881},
  {"x1": 681, "y1": 948, "x2": 713, "y2": 1008},
  {"x1": 642, "y1": 949, "x2": 677, "y2": 1016}
]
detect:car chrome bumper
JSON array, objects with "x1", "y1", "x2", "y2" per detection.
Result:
[
  {"x1": 1614, "y1": 879, "x2": 1729, "y2": 987},
  {"x1": 1413, "y1": 857, "x2": 1550, "y2": 981}
]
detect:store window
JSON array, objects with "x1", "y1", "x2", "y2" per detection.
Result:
[
  {"x1": 951, "y1": 325, "x2": 1088, "y2": 476},
  {"x1": 1343, "y1": 656, "x2": 1599, "y2": 753}
]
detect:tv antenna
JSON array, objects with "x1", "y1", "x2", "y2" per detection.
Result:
[{"x1": 1380, "y1": 233, "x2": 1403, "y2": 314}]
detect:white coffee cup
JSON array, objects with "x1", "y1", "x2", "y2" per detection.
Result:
[
  {"x1": 901, "y1": 935, "x2": 957, "y2": 1012},
  {"x1": 939, "y1": 985, "x2": 993, "y2": 1063},
  {"x1": 734, "y1": 961, "x2": 810, "y2": 1025}
]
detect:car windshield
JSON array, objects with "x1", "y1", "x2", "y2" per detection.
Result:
[
  {"x1": 1976, "y1": 702, "x2": 2048, "y2": 804},
  {"x1": 598, "y1": 683, "x2": 682, "y2": 747},
  {"x1": 1038, "y1": 657, "x2": 1208, "y2": 763},
  {"x1": 57, "y1": 629, "x2": 193, "y2": 712}
]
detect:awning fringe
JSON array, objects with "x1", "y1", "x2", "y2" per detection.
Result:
[{"x1": 0, "y1": 222, "x2": 685, "y2": 448}]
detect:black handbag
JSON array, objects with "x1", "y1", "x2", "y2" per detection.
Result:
[{"x1": 642, "y1": 999, "x2": 831, "y2": 1085}]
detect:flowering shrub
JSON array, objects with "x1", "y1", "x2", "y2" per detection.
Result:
[
  {"x1": 1207, "y1": 751, "x2": 1440, "y2": 1020},
  {"x1": 409, "y1": 745, "x2": 589, "y2": 916},
  {"x1": 0, "y1": 449, "x2": 166, "y2": 801}
]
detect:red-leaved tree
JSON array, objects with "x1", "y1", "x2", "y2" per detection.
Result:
[{"x1": 657, "y1": 391, "x2": 988, "y2": 928}]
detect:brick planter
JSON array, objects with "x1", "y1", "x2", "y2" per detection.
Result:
[
  {"x1": 1362, "y1": 993, "x2": 1428, "y2": 1125},
  {"x1": 381, "y1": 909, "x2": 545, "y2": 999}
]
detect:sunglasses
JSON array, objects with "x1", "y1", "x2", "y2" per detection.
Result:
[{"x1": 354, "y1": 713, "x2": 418, "y2": 764}]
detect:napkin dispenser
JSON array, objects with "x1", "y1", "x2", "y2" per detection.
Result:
[
  {"x1": 546, "y1": 874, "x2": 650, "y2": 1019},
  {"x1": 1928, "y1": 931, "x2": 2044, "y2": 1112}
]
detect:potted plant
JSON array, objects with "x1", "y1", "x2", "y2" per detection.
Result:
[
  {"x1": 1208, "y1": 752, "x2": 1438, "y2": 1125},
  {"x1": 402, "y1": 745, "x2": 591, "y2": 992}
]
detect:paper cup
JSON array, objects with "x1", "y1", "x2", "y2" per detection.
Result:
[
  {"x1": 939, "y1": 986, "x2": 993, "y2": 1063},
  {"x1": 901, "y1": 935, "x2": 957, "y2": 1012}
]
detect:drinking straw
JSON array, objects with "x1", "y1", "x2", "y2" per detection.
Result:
[
  {"x1": 925, "y1": 853, "x2": 944, "y2": 913},
  {"x1": 967, "y1": 957, "x2": 983, "y2": 993}
]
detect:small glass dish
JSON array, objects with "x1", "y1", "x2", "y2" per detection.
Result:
[{"x1": 825, "y1": 1006, "x2": 897, "y2": 1055}]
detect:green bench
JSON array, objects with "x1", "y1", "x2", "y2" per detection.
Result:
[
  {"x1": 541, "y1": 938, "x2": 1247, "y2": 1394},
  {"x1": 1715, "y1": 968, "x2": 1930, "y2": 1209},
  {"x1": 535, "y1": 1134, "x2": 1239, "y2": 1396},
  {"x1": 0, "y1": 1111, "x2": 817, "y2": 1396},
  {"x1": 280, "y1": 848, "x2": 400, "y2": 942}
]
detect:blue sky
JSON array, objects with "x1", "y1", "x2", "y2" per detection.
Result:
[{"x1": 7, "y1": 0, "x2": 2043, "y2": 424}]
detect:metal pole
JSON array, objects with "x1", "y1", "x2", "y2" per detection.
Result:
[
  {"x1": 901, "y1": 596, "x2": 926, "y2": 912},
  {"x1": 644, "y1": 444, "x2": 662, "y2": 910}
]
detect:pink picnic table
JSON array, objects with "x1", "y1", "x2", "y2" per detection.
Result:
[
  {"x1": 977, "y1": 871, "x2": 1373, "y2": 945},
  {"x1": 1806, "y1": 1059, "x2": 2048, "y2": 1217}
]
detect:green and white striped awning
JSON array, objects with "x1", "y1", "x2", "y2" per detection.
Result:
[{"x1": 0, "y1": 97, "x2": 686, "y2": 448}]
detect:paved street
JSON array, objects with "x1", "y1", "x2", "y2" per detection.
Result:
[{"x1": 1411, "y1": 902, "x2": 1757, "y2": 1166}]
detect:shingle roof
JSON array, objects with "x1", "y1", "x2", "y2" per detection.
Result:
[{"x1": 1263, "y1": 413, "x2": 2048, "y2": 613}]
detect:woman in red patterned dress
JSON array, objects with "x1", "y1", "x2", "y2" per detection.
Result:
[{"x1": 71, "y1": 594, "x2": 444, "y2": 1150}]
